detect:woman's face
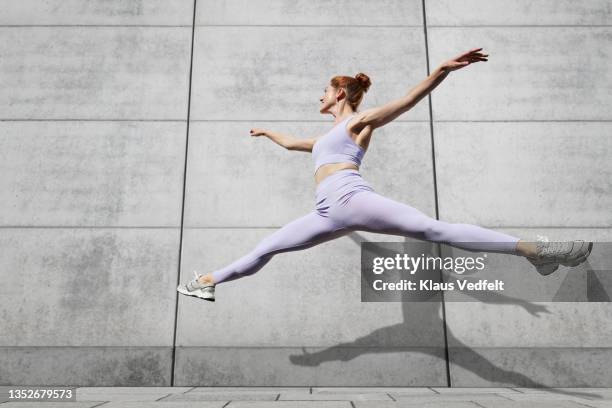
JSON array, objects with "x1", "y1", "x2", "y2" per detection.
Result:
[{"x1": 319, "y1": 85, "x2": 339, "y2": 114}]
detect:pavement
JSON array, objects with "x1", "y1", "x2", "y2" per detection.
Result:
[{"x1": 4, "y1": 387, "x2": 612, "y2": 407}]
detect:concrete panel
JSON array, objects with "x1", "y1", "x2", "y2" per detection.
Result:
[
  {"x1": 427, "y1": 0, "x2": 612, "y2": 26},
  {"x1": 427, "y1": 27, "x2": 612, "y2": 121},
  {"x1": 434, "y1": 121, "x2": 612, "y2": 227},
  {"x1": 0, "y1": 121, "x2": 186, "y2": 227},
  {"x1": 445, "y1": 227, "x2": 612, "y2": 386},
  {"x1": 0, "y1": 27, "x2": 191, "y2": 119},
  {"x1": 0, "y1": 0, "x2": 194, "y2": 25},
  {"x1": 196, "y1": 0, "x2": 423, "y2": 26},
  {"x1": 184, "y1": 121, "x2": 435, "y2": 227},
  {"x1": 0, "y1": 228, "x2": 180, "y2": 346},
  {"x1": 0, "y1": 347, "x2": 172, "y2": 386},
  {"x1": 189, "y1": 26, "x2": 428, "y2": 121},
  {"x1": 174, "y1": 346, "x2": 447, "y2": 386}
]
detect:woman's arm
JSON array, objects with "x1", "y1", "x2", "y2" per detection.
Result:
[
  {"x1": 358, "y1": 66, "x2": 449, "y2": 130},
  {"x1": 250, "y1": 127, "x2": 316, "y2": 152},
  {"x1": 356, "y1": 47, "x2": 488, "y2": 131}
]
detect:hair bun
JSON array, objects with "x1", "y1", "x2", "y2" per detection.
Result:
[{"x1": 354, "y1": 72, "x2": 371, "y2": 92}]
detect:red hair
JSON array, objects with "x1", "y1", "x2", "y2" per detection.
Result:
[{"x1": 330, "y1": 72, "x2": 371, "y2": 111}]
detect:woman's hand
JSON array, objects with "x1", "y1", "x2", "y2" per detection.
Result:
[
  {"x1": 439, "y1": 47, "x2": 488, "y2": 72},
  {"x1": 249, "y1": 128, "x2": 267, "y2": 137}
]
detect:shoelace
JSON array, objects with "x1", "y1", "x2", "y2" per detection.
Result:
[
  {"x1": 186, "y1": 271, "x2": 203, "y2": 291},
  {"x1": 187, "y1": 270, "x2": 215, "y2": 290}
]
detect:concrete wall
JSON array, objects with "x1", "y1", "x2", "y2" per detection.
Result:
[{"x1": 1, "y1": 0, "x2": 610, "y2": 386}]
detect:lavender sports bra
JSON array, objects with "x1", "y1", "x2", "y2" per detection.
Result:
[{"x1": 312, "y1": 114, "x2": 365, "y2": 174}]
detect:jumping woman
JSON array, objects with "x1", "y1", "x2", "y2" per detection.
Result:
[{"x1": 177, "y1": 47, "x2": 593, "y2": 302}]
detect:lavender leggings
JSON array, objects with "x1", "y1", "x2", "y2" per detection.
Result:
[{"x1": 211, "y1": 169, "x2": 521, "y2": 284}]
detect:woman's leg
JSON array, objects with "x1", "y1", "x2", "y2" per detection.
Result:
[
  {"x1": 210, "y1": 211, "x2": 348, "y2": 284},
  {"x1": 342, "y1": 191, "x2": 521, "y2": 255}
]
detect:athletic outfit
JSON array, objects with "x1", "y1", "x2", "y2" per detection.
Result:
[{"x1": 208, "y1": 114, "x2": 521, "y2": 284}]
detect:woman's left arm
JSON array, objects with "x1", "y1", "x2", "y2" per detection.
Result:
[{"x1": 357, "y1": 48, "x2": 488, "y2": 130}]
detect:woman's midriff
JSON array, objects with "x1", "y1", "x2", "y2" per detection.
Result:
[{"x1": 315, "y1": 162, "x2": 359, "y2": 186}]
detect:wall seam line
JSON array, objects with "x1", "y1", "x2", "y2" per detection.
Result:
[
  {"x1": 421, "y1": 0, "x2": 452, "y2": 388},
  {"x1": 171, "y1": 0, "x2": 198, "y2": 387}
]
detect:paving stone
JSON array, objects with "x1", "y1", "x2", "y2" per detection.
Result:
[
  {"x1": 76, "y1": 387, "x2": 191, "y2": 402},
  {"x1": 77, "y1": 387, "x2": 192, "y2": 394},
  {"x1": 102, "y1": 402, "x2": 227, "y2": 408},
  {"x1": 475, "y1": 400, "x2": 593, "y2": 408},
  {"x1": 225, "y1": 402, "x2": 351, "y2": 408},
  {"x1": 393, "y1": 393, "x2": 513, "y2": 404},
  {"x1": 160, "y1": 392, "x2": 277, "y2": 401},
  {"x1": 188, "y1": 387, "x2": 308, "y2": 392},
  {"x1": 312, "y1": 387, "x2": 436, "y2": 395},
  {"x1": 0, "y1": 403, "x2": 102, "y2": 408},
  {"x1": 577, "y1": 402, "x2": 612, "y2": 408},
  {"x1": 77, "y1": 393, "x2": 177, "y2": 401},
  {"x1": 501, "y1": 392, "x2": 604, "y2": 402},
  {"x1": 431, "y1": 387, "x2": 522, "y2": 394},
  {"x1": 390, "y1": 390, "x2": 468, "y2": 399},
  {"x1": 354, "y1": 402, "x2": 480, "y2": 408},
  {"x1": 278, "y1": 391, "x2": 392, "y2": 400},
  {"x1": 512, "y1": 388, "x2": 612, "y2": 399}
]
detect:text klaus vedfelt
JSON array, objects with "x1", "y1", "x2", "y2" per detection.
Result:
[{"x1": 370, "y1": 254, "x2": 505, "y2": 292}]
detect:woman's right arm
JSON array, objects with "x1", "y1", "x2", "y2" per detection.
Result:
[{"x1": 250, "y1": 128, "x2": 317, "y2": 152}]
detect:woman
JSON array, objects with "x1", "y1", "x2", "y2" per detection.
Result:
[{"x1": 178, "y1": 48, "x2": 593, "y2": 302}]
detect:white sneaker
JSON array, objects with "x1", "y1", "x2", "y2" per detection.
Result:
[
  {"x1": 177, "y1": 271, "x2": 215, "y2": 301},
  {"x1": 527, "y1": 236, "x2": 593, "y2": 276}
]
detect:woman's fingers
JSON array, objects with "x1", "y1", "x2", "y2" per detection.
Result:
[
  {"x1": 250, "y1": 128, "x2": 267, "y2": 137},
  {"x1": 460, "y1": 49, "x2": 488, "y2": 59},
  {"x1": 457, "y1": 48, "x2": 482, "y2": 59}
]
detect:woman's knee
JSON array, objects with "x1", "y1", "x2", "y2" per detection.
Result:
[{"x1": 423, "y1": 219, "x2": 454, "y2": 242}]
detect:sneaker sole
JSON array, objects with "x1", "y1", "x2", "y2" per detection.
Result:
[
  {"x1": 527, "y1": 255, "x2": 559, "y2": 276},
  {"x1": 177, "y1": 286, "x2": 215, "y2": 302},
  {"x1": 535, "y1": 261, "x2": 559, "y2": 276}
]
